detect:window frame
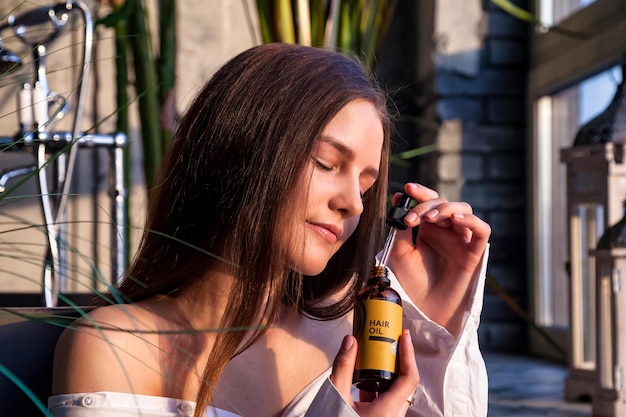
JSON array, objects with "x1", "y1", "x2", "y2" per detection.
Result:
[{"x1": 528, "y1": 0, "x2": 626, "y2": 359}]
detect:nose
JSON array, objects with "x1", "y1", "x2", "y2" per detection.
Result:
[{"x1": 330, "y1": 177, "x2": 364, "y2": 217}]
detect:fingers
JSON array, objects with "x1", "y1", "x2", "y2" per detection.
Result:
[
  {"x1": 329, "y1": 335, "x2": 358, "y2": 406},
  {"x1": 373, "y1": 330, "x2": 420, "y2": 412},
  {"x1": 402, "y1": 182, "x2": 439, "y2": 202},
  {"x1": 395, "y1": 329, "x2": 420, "y2": 395},
  {"x1": 450, "y1": 212, "x2": 492, "y2": 252},
  {"x1": 394, "y1": 183, "x2": 490, "y2": 247},
  {"x1": 331, "y1": 332, "x2": 420, "y2": 417},
  {"x1": 403, "y1": 200, "x2": 471, "y2": 229}
]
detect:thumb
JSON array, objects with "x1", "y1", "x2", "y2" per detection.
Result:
[{"x1": 329, "y1": 335, "x2": 357, "y2": 405}]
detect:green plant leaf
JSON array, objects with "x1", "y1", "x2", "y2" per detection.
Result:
[
  {"x1": 275, "y1": 0, "x2": 296, "y2": 43},
  {"x1": 490, "y1": 0, "x2": 591, "y2": 39},
  {"x1": 490, "y1": 0, "x2": 538, "y2": 24},
  {"x1": 390, "y1": 144, "x2": 438, "y2": 165},
  {"x1": 310, "y1": 0, "x2": 326, "y2": 47},
  {"x1": 256, "y1": 0, "x2": 275, "y2": 43}
]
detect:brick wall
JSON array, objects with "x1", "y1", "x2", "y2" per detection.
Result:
[{"x1": 378, "y1": 0, "x2": 530, "y2": 353}]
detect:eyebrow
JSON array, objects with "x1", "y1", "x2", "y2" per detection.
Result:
[{"x1": 319, "y1": 136, "x2": 380, "y2": 180}]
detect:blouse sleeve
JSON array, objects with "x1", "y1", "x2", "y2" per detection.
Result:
[
  {"x1": 48, "y1": 392, "x2": 197, "y2": 417},
  {"x1": 302, "y1": 246, "x2": 490, "y2": 417},
  {"x1": 389, "y1": 245, "x2": 490, "y2": 417},
  {"x1": 303, "y1": 378, "x2": 358, "y2": 417}
]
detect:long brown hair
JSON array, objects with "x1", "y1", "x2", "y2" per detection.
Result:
[{"x1": 111, "y1": 43, "x2": 390, "y2": 414}]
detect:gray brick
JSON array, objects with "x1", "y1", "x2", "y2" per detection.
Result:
[
  {"x1": 438, "y1": 153, "x2": 462, "y2": 181},
  {"x1": 487, "y1": 10, "x2": 529, "y2": 37},
  {"x1": 461, "y1": 183, "x2": 526, "y2": 210},
  {"x1": 485, "y1": 236, "x2": 527, "y2": 263},
  {"x1": 489, "y1": 211, "x2": 526, "y2": 237},
  {"x1": 437, "y1": 97, "x2": 484, "y2": 121},
  {"x1": 435, "y1": 50, "x2": 481, "y2": 77},
  {"x1": 437, "y1": 119, "x2": 462, "y2": 152},
  {"x1": 437, "y1": 181, "x2": 462, "y2": 202},
  {"x1": 462, "y1": 123, "x2": 526, "y2": 152},
  {"x1": 488, "y1": 264, "x2": 525, "y2": 293},
  {"x1": 487, "y1": 154, "x2": 526, "y2": 180},
  {"x1": 484, "y1": 0, "x2": 530, "y2": 13},
  {"x1": 486, "y1": 38, "x2": 528, "y2": 67},
  {"x1": 486, "y1": 98, "x2": 525, "y2": 124},
  {"x1": 438, "y1": 153, "x2": 485, "y2": 182},
  {"x1": 482, "y1": 293, "x2": 526, "y2": 322},
  {"x1": 437, "y1": 69, "x2": 526, "y2": 96},
  {"x1": 463, "y1": 154, "x2": 486, "y2": 181},
  {"x1": 478, "y1": 322, "x2": 527, "y2": 352},
  {"x1": 473, "y1": 208, "x2": 488, "y2": 222}
]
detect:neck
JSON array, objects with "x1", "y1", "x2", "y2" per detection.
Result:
[{"x1": 168, "y1": 266, "x2": 236, "y2": 331}]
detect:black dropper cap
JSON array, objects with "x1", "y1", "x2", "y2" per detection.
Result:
[{"x1": 386, "y1": 193, "x2": 411, "y2": 230}]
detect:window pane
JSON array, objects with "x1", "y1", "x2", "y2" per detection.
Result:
[
  {"x1": 538, "y1": 0, "x2": 597, "y2": 26},
  {"x1": 570, "y1": 203, "x2": 603, "y2": 368},
  {"x1": 597, "y1": 265, "x2": 614, "y2": 388},
  {"x1": 534, "y1": 65, "x2": 621, "y2": 328}
]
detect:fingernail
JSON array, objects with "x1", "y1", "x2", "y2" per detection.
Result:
[
  {"x1": 453, "y1": 213, "x2": 465, "y2": 219},
  {"x1": 407, "y1": 183, "x2": 418, "y2": 191},
  {"x1": 404, "y1": 212, "x2": 417, "y2": 223},
  {"x1": 426, "y1": 209, "x2": 439, "y2": 219},
  {"x1": 403, "y1": 329, "x2": 412, "y2": 341},
  {"x1": 342, "y1": 335, "x2": 354, "y2": 351}
]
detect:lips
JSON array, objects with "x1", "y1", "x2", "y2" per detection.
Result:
[{"x1": 307, "y1": 221, "x2": 343, "y2": 244}]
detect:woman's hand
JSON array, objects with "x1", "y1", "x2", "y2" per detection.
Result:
[
  {"x1": 330, "y1": 331, "x2": 419, "y2": 416},
  {"x1": 388, "y1": 183, "x2": 491, "y2": 338}
]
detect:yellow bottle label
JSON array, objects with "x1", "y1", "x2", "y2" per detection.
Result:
[{"x1": 353, "y1": 299, "x2": 402, "y2": 373}]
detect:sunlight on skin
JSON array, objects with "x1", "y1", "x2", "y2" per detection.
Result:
[{"x1": 0, "y1": 5, "x2": 492, "y2": 413}]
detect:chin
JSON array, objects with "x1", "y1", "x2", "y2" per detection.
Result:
[
  {"x1": 294, "y1": 262, "x2": 328, "y2": 277},
  {"x1": 290, "y1": 238, "x2": 341, "y2": 276},
  {"x1": 292, "y1": 251, "x2": 335, "y2": 276}
]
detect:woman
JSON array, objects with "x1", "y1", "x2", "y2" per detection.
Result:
[{"x1": 49, "y1": 43, "x2": 491, "y2": 417}]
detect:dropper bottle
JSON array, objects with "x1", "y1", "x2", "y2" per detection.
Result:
[{"x1": 353, "y1": 194, "x2": 412, "y2": 392}]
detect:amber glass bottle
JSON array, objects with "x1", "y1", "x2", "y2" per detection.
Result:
[{"x1": 352, "y1": 265, "x2": 403, "y2": 392}]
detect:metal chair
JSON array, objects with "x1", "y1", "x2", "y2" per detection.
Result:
[{"x1": 0, "y1": 1, "x2": 128, "y2": 307}]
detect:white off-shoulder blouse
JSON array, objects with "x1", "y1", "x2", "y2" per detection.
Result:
[{"x1": 49, "y1": 246, "x2": 490, "y2": 417}]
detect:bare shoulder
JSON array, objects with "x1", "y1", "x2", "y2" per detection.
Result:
[{"x1": 52, "y1": 302, "x2": 162, "y2": 395}]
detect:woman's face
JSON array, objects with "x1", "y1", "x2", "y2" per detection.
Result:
[{"x1": 290, "y1": 98, "x2": 384, "y2": 276}]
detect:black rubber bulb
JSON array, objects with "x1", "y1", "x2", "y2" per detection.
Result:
[{"x1": 386, "y1": 193, "x2": 412, "y2": 230}]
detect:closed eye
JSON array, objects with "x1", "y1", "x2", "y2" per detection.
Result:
[{"x1": 313, "y1": 158, "x2": 334, "y2": 171}]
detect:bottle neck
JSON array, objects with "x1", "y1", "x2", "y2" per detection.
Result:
[{"x1": 367, "y1": 265, "x2": 391, "y2": 286}]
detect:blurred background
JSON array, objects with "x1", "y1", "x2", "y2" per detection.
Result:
[{"x1": 1, "y1": 1, "x2": 625, "y2": 414}]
